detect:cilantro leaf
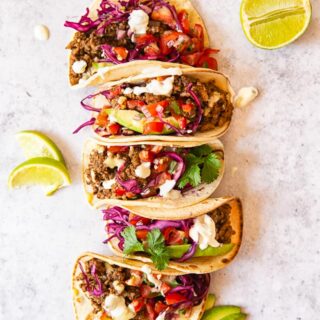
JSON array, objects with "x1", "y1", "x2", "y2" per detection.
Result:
[
  {"x1": 121, "y1": 226, "x2": 144, "y2": 254},
  {"x1": 191, "y1": 145, "x2": 213, "y2": 157},
  {"x1": 178, "y1": 164, "x2": 201, "y2": 189},
  {"x1": 202, "y1": 153, "x2": 222, "y2": 183},
  {"x1": 146, "y1": 229, "x2": 169, "y2": 271}
]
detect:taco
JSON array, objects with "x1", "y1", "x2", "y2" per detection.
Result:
[
  {"x1": 73, "y1": 252, "x2": 210, "y2": 320},
  {"x1": 74, "y1": 65, "x2": 234, "y2": 142},
  {"x1": 102, "y1": 197, "x2": 242, "y2": 272},
  {"x1": 64, "y1": 0, "x2": 219, "y2": 87},
  {"x1": 82, "y1": 139, "x2": 224, "y2": 208}
]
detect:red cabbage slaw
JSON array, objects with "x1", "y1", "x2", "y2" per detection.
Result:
[
  {"x1": 78, "y1": 258, "x2": 210, "y2": 311},
  {"x1": 74, "y1": 82, "x2": 203, "y2": 136},
  {"x1": 103, "y1": 206, "x2": 197, "y2": 261},
  {"x1": 64, "y1": 0, "x2": 183, "y2": 63}
]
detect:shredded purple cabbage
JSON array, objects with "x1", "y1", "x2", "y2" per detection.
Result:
[
  {"x1": 78, "y1": 262, "x2": 104, "y2": 297},
  {"x1": 175, "y1": 241, "x2": 197, "y2": 262},
  {"x1": 116, "y1": 174, "x2": 142, "y2": 194},
  {"x1": 158, "y1": 151, "x2": 185, "y2": 181},
  {"x1": 187, "y1": 83, "x2": 203, "y2": 133},
  {"x1": 73, "y1": 117, "x2": 96, "y2": 134}
]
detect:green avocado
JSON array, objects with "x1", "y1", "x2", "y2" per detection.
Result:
[
  {"x1": 106, "y1": 109, "x2": 178, "y2": 135},
  {"x1": 167, "y1": 243, "x2": 234, "y2": 259},
  {"x1": 205, "y1": 294, "x2": 216, "y2": 311},
  {"x1": 201, "y1": 306, "x2": 242, "y2": 320}
]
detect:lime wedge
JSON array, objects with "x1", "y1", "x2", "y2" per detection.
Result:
[
  {"x1": 8, "y1": 157, "x2": 71, "y2": 196},
  {"x1": 240, "y1": 0, "x2": 312, "y2": 49},
  {"x1": 16, "y1": 130, "x2": 66, "y2": 164}
]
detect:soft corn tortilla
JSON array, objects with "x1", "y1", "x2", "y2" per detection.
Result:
[
  {"x1": 89, "y1": 65, "x2": 234, "y2": 142},
  {"x1": 105, "y1": 197, "x2": 243, "y2": 274},
  {"x1": 68, "y1": 0, "x2": 210, "y2": 88},
  {"x1": 82, "y1": 138, "x2": 225, "y2": 208},
  {"x1": 72, "y1": 252, "x2": 207, "y2": 320}
]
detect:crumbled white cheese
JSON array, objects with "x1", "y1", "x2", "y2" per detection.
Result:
[
  {"x1": 72, "y1": 60, "x2": 87, "y2": 74},
  {"x1": 189, "y1": 214, "x2": 221, "y2": 250},
  {"x1": 135, "y1": 162, "x2": 151, "y2": 178},
  {"x1": 128, "y1": 10, "x2": 149, "y2": 37},
  {"x1": 113, "y1": 280, "x2": 125, "y2": 294},
  {"x1": 104, "y1": 154, "x2": 125, "y2": 169},
  {"x1": 123, "y1": 87, "x2": 133, "y2": 95},
  {"x1": 94, "y1": 94, "x2": 110, "y2": 109},
  {"x1": 102, "y1": 179, "x2": 116, "y2": 189},
  {"x1": 104, "y1": 294, "x2": 135, "y2": 320},
  {"x1": 159, "y1": 179, "x2": 176, "y2": 197},
  {"x1": 234, "y1": 86, "x2": 259, "y2": 108},
  {"x1": 34, "y1": 24, "x2": 50, "y2": 41}
]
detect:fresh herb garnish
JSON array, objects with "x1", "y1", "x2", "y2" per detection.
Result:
[
  {"x1": 146, "y1": 229, "x2": 169, "y2": 271},
  {"x1": 178, "y1": 145, "x2": 221, "y2": 189},
  {"x1": 121, "y1": 227, "x2": 169, "y2": 271},
  {"x1": 121, "y1": 226, "x2": 144, "y2": 254},
  {"x1": 169, "y1": 160, "x2": 178, "y2": 174}
]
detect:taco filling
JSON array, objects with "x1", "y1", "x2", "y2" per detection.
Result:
[
  {"x1": 74, "y1": 75, "x2": 233, "y2": 136},
  {"x1": 103, "y1": 205, "x2": 234, "y2": 270},
  {"x1": 84, "y1": 144, "x2": 222, "y2": 200},
  {"x1": 65, "y1": 0, "x2": 219, "y2": 85},
  {"x1": 76, "y1": 257, "x2": 210, "y2": 319}
]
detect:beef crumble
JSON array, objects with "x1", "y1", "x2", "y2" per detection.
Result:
[
  {"x1": 67, "y1": 20, "x2": 169, "y2": 85},
  {"x1": 77, "y1": 259, "x2": 143, "y2": 317},
  {"x1": 210, "y1": 204, "x2": 235, "y2": 243}
]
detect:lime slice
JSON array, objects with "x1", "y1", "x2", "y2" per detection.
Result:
[
  {"x1": 16, "y1": 130, "x2": 66, "y2": 164},
  {"x1": 8, "y1": 157, "x2": 71, "y2": 196},
  {"x1": 240, "y1": 0, "x2": 312, "y2": 49}
]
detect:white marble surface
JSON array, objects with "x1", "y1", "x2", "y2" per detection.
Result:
[{"x1": 0, "y1": 0, "x2": 319, "y2": 319}]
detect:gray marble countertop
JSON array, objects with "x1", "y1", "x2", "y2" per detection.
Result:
[{"x1": 0, "y1": 0, "x2": 319, "y2": 319}]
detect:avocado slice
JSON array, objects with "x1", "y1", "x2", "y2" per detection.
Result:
[
  {"x1": 202, "y1": 306, "x2": 241, "y2": 320},
  {"x1": 167, "y1": 243, "x2": 234, "y2": 259},
  {"x1": 221, "y1": 313, "x2": 247, "y2": 320},
  {"x1": 106, "y1": 109, "x2": 145, "y2": 133},
  {"x1": 106, "y1": 109, "x2": 178, "y2": 135},
  {"x1": 205, "y1": 294, "x2": 216, "y2": 311}
]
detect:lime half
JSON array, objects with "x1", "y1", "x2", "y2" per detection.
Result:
[
  {"x1": 240, "y1": 0, "x2": 312, "y2": 49},
  {"x1": 8, "y1": 157, "x2": 71, "y2": 196},
  {"x1": 16, "y1": 130, "x2": 66, "y2": 164}
]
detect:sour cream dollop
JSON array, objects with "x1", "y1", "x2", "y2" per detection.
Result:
[
  {"x1": 104, "y1": 294, "x2": 135, "y2": 320},
  {"x1": 128, "y1": 10, "x2": 149, "y2": 37},
  {"x1": 189, "y1": 214, "x2": 220, "y2": 250},
  {"x1": 72, "y1": 60, "x2": 87, "y2": 74}
]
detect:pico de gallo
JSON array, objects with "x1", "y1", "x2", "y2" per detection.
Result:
[
  {"x1": 76, "y1": 256, "x2": 210, "y2": 319},
  {"x1": 84, "y1": 143, "x2": 222, "y2": 201},
  {"x1": 65, "y1": 0, "x2": 219, "y2": 85},
  {"x1": 73, "y1": 74, "x2": 233, "y2": 137},
  {"x1": 103, "y1": 205, "x2": 235, "y2": 270}
]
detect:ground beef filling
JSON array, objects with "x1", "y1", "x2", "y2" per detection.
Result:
[
  {"x1": 67, "y1": 20, "x2": 168, "y2": 85},
  {"x1": 103, "y1": 75, "x2": 233, "y2": 134},
  {"x1": 77, "y1": 259, "x2": 143, "y2": 317},
  {"x1": 210, "y1": 204, "x2": 235, "y2": 243},
  {"x1": 84, "y1": 146, "x2": 167, "y2": 200}
]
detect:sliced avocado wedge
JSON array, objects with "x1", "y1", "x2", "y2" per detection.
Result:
[
  {"x1": 167, "y1": 243, "x2": 234, "y2": 259},
  {"x1": 202, "y1": 306, "x2": 241, "y2": 320},
  {"x1": 205, "y1": 294, "x2": 216, "y2": 311},
  {"x1": 106, "y1": 109, "x2": 177, "y2": 135},
  {"x1": 221, "y1": 313, "x2": 247, "y2": 320},
  {"x1": 106, "y1": 109, "x2": 145, "y2": 133}
]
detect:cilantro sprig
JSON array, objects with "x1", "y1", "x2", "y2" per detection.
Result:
[
  {"x1": 121, "y1": 227, "x2": 169, "y2": 271},
  {"x1": 178, "y1": 145, "x2": 222, "y2": 189}
]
